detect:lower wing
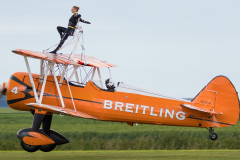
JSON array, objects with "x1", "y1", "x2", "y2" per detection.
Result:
[{"x1": 27, "y1": 103, "x2": 98, "y2": 120}]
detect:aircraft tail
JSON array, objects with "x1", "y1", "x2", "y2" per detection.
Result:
[{"x1": 191, "y1": 76, "x2": 239, "y2": 127}]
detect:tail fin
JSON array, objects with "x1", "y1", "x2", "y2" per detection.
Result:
[{"x1": 192, "y1": 76, "x2": 239, "y2": 127}]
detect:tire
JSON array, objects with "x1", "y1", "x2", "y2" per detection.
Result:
[
  {"x1": 209, "y1": 133, "x2": 218, "y2": 141},
  {"x1": 20, "y1": 141, "x2": 40, "y2": 152},
  {"x1": 39, "y1": 144, "x2": 56, "y2": 152}
]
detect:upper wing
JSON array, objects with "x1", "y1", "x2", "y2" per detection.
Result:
[
  {"x1": 181, "y1": 103, "x2": 222, "y2": 115},
  {"x1": 27, "y1": 103, "x2": 98, "y2": 120},
  {"x1": 12, "y1": 49, "x2": 116, "y2": 68},
  {"x1": 71, "y1": 54, "x2": 116, "y2": 67},
  {"x1": 12, "y1": 49, "x2": 80, "y2": 66}
]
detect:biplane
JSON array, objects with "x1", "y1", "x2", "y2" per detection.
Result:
[{"x1": 0, "y1": 25, "x2": 239, "y2": 152}]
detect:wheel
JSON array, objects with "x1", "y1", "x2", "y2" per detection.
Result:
[
  {"x1": 209, "y1": 132, "x2": 218, "y2": 141},
  {"x1": 39, "y1": 144, "x2": 56, "y2": 152},
  {"x1": 20, "y1": 141, "x2": 40, "y2": 152}
]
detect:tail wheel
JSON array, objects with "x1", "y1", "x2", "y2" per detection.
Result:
[
  {"x1": 39, "y1": 144, "x2": 56, "y2": 152},
  {"x1": 20, "y1": 141, "x2": 40, "y2": 152},
  {"x1": 209, "y1": 133, "x2": 218, "y2": 141}
]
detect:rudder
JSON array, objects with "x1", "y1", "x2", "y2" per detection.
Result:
[{"x1": 192, "y1": 76, "x2": 239, "y2": 127}]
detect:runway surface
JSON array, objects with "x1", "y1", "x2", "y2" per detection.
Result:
[{"x1": 0, "y1": 150, "x2": 239, "y2": 160}]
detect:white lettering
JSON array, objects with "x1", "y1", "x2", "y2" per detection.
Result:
[
  {"x1": 114, "y1": 102, "x2": 124, "y2": 111},
  {"x1": 176, "y1": 111, "x2": 185, "y2": 120},
  {"x1": 135, "y1": 105, "x2": 139, "y2": 113},
  {"x1": 103, "y1": 100, "x2": 113, "y2": 109},
  {"x1": 125, "y1": 103, "x2": 134, "y2": 113},
  {"x1": 150, "y1": 107, "x2": 157, "y2": 117},
  {"x1": 165, "y1": 109, "x2": 175, "y2": 119},
  {"x1": 141, "y1": 105, "x2": 149, "y2": 115},
  {"x1": 103, "y1": 100, "x2": 186, "y2": 121},
  {"x1": 159, "y1": 108, "x2": 163, "y2": 117}
]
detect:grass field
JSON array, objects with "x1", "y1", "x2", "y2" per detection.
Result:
[
  {"x1": 1, "y1": 150, "x2": 240, "y2": 160},
  {"x1": 1, "y1": 108, "x2": 240, "y2": 150}
]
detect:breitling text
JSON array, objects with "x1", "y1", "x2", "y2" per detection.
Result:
[{"x1": 103, "y1": 100, "x2": 185, "y2": 120}]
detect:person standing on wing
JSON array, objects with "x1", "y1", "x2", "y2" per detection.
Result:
[{"x1": 50, "y1": 6, "x2": 90, "y2": 54}]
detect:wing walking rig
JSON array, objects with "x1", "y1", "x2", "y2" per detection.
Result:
[{"x1": 12, "y1": 26, "x2": 116, "y2": 115}]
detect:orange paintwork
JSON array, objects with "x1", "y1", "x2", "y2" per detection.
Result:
[
  {"x1": 35, "y1": 109, "x2": 48, "y2": 115},
  {"x1": 23, "y1": 132, "x2": 55, "y2": 146},
  {"x1": 6, "y1": 72, "x2": 239, "y2": 128}
]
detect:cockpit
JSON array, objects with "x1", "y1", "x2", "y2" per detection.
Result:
[{"x1": 92, "y1": 78, "x2": 116, "y2": 92}]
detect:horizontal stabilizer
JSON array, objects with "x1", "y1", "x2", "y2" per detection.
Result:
[
  {"x1": 180, "y1": 103, "x2": 222, "y2": 115},
  {"x1": 27, "y1": 103, "x2": 98, "y2": 120}
]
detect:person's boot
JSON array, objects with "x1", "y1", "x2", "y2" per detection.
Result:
[
  {"x1": 49, "y1": 49, "x2": 57, "y2": 54},
  {"x1": 49, "y1": 46, "x2": 61, "y2": 54},
  {"x1": 49, "y1": 33, "x2": 67, "y2": 54}
]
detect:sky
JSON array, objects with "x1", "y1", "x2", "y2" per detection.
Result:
[{"x1": 0, "y1": 0, "x2": 240, "y2": 98}]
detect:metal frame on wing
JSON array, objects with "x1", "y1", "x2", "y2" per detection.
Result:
[{"x1": 12, "y1": 26, "x2": 116, "y2": 113}]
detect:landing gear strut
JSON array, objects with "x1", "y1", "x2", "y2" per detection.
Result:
[
  {"x1": 39, "y1": 114, "x2": 56, "y2": 152},
  {"x1": 207, "y1": 127, "x2": 218, "y2": 141}
]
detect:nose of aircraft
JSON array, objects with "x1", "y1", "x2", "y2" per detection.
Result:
[{"x1": 0, "y1": 82, "x2": 8, "y2": 95}]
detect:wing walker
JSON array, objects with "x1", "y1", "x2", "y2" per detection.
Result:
[{"x1": 0, "y1": 23, "x2": 239, "y2": 152}]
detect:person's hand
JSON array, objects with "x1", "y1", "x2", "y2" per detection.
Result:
[{"x1": 85, "y1": 21, "x2": 91, "y2": 24}]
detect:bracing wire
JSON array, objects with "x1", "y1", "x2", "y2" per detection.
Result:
[
  {"x1": 82, "y1": 67, "x2": 93, "y2": 84},
  {"x1": 43, "y1": 30, "x2": 78, "y2": 53},
  {"x1": 80, "y1": 32, "x2": 85, "y2": 61},
  {"x1": 69, "y1": 30, "x2": 82, "y2": 59}
]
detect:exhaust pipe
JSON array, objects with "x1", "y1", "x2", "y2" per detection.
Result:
[{"x1": 0, "y1": 82, "x2": 7, "y2": 95}]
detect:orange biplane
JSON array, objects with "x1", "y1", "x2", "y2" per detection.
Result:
[{"x1": 1, "y1": 25, "x2": 239, "y2": 152}]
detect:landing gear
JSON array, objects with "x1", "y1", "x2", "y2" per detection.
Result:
[
  {"x1": 207, "y1": 127, "x2": 218, "y2": 141},
  {"x1": 18, "y1": 113, "x2": 69, "y2": 152},
  {"x1": 20, "y1": 141, "x2": 40, "y2": 152},
  {"x1": 209, "y1": 132, "x2": 218, "y2": 141},
  {"x1": 39, "y1": 144, "x2": 56, "y2": 152}
]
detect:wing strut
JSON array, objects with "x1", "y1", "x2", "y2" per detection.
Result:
[
  {"x1": 97, "y1": 68, "x2": 103, "y2": 88},
  {"x1": 65, "y1": 71, "x2": 76, "y2": 112},
  {"x1": 39, "y1": 60, "x2": 44, "y2": 84},
  {"x1": 68, "y1": 66, "x2": 79, "y2": 81},
  {"x1": 91, "y1": 68, "x2": 96, "y2": 80},
  {"x1": 90, "y1": 67, "x2": 103, "y2": 88},
  {"x1": 59, "y1": 64, "x2": 68, "y2": 86},
  {"x1": 51, "y1": 62, "x2": 65, "y2": 108},
  {"x1": 39, "y1": 61, "x2": 50, "y2": 104},
  {"x1": 24, "y1": 56, "x2": 39, "y2": 103}
]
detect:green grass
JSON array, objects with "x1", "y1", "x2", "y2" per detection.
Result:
[
  {"x1": 1, "y1": 108, "x2": 240, "y2": 150},
  {"x1": 0, "y1": 150, "x2": 240, "y2": 160},
  {"x1": 0, "y1": 108, "x2": 27, "y2": 114}
]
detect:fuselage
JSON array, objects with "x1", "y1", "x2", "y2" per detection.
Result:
[{"x1": 6, "y1": 72, "x2": 228, "y2": 128}]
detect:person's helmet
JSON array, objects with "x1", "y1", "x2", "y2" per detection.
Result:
[{"x1": 105, "y1": 78, "x2": 115, "y2": 89}]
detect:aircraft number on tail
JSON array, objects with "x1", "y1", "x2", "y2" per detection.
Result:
[{"x1": 11, "y1": 87, "x2": 18, "y2": 94}]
